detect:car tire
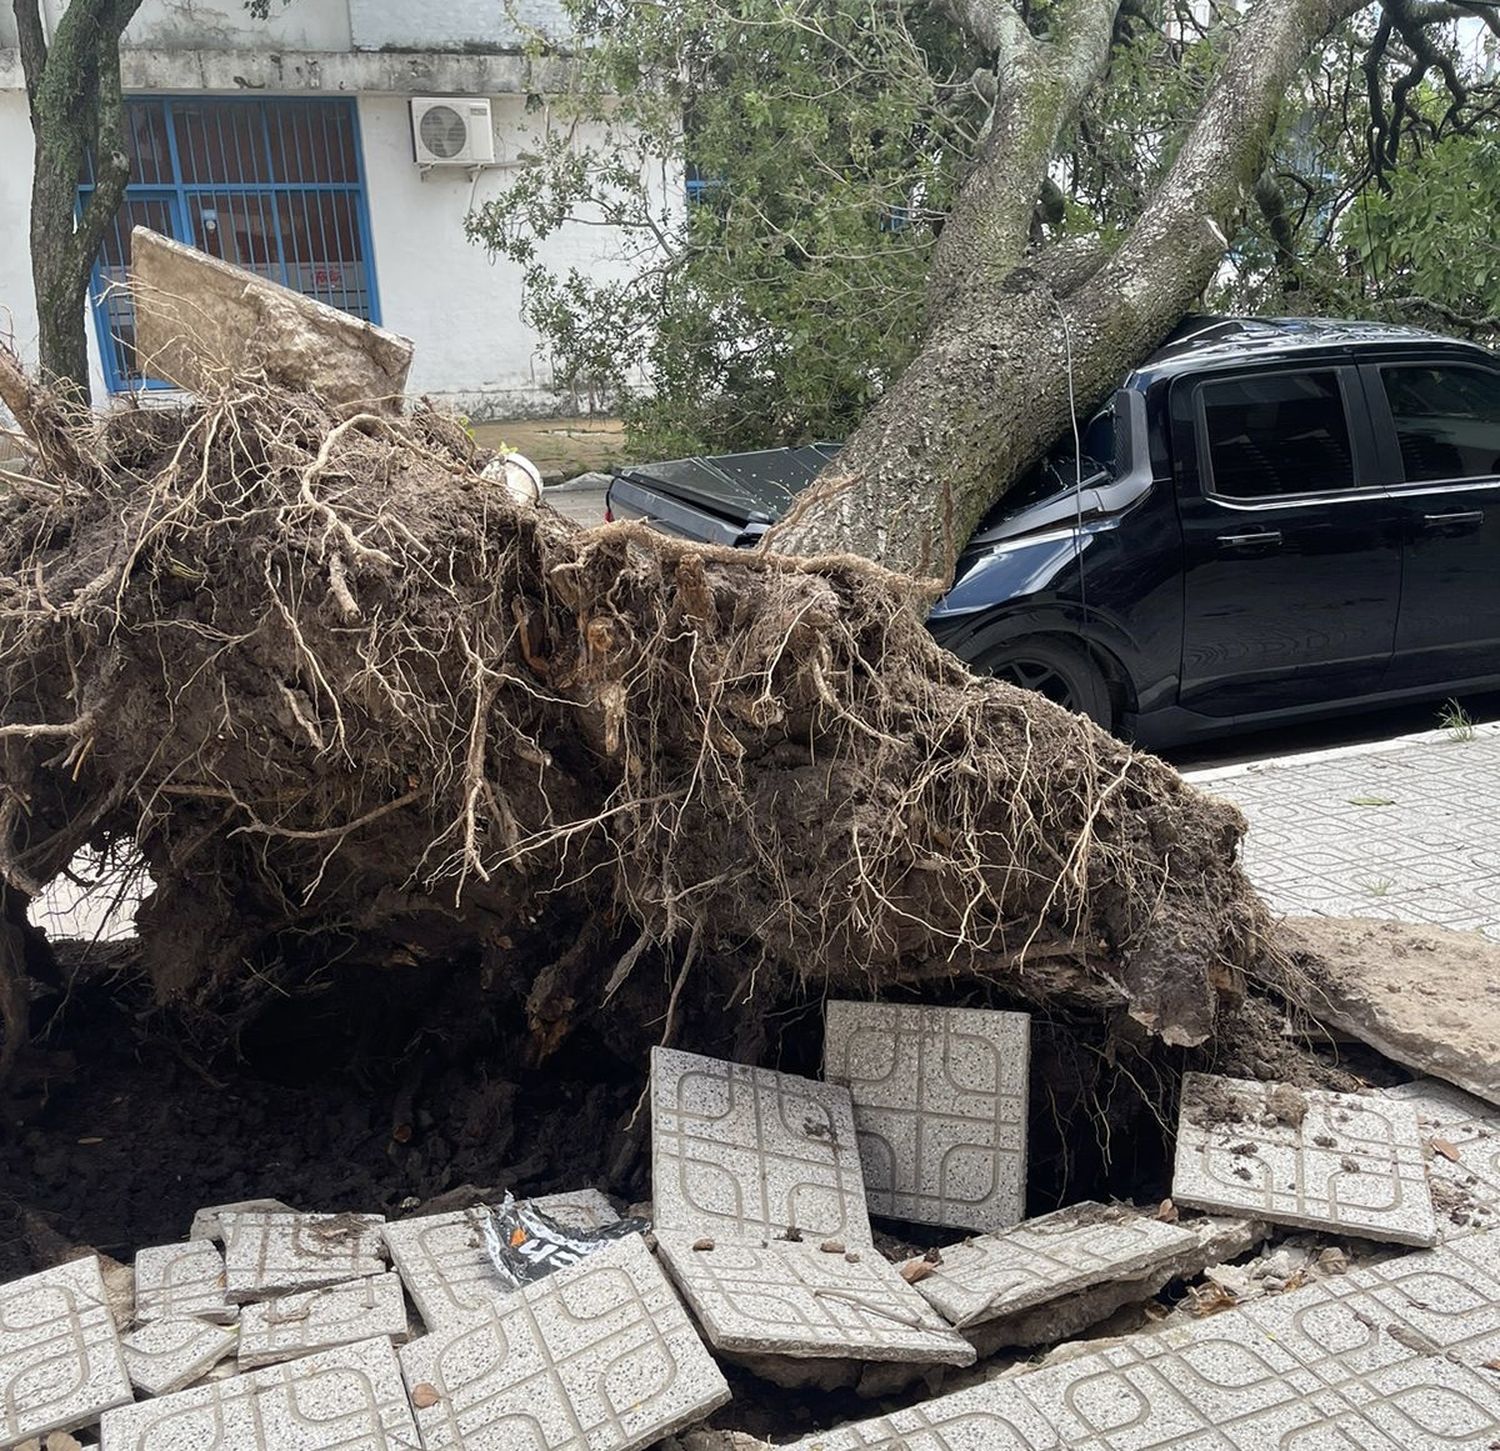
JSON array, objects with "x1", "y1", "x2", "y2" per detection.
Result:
[{"x1": 975, "y1": 638, "x2": 1114, "y2": 729}]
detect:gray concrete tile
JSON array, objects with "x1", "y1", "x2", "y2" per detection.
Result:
[
  {"x1": 1386, "y1": 1078, "x2": 1500, "y2": 1238},
  {"x1": 655, "y1": 1232, "x2": 975, "y2": 1367},
  {"x1": 221, "y1": 1212, "x2": 386, "y2": 1303},
  {"x1": 1173, "y1": 1074, "x2": 1438, "y2": 1246},
  {"x1": 133, "y1": 1239, "x2": 236, "y2": 1324},
  {"x1": 823, "y1": 1001, "x2": 1028, "y2": 1233},
  {"x1": 383, "y1": 1192, "x2": 619, "y2": 1332},
  {"x1": 651, "y1": 1047, "x2": 870, "y2": 1243},
  {"x1": 100, "y1": 1335, "x2": 420, "y2": 1450},
  {"x1": 189, "y1": 1199, "x2": 295, "y2": 1243},
  {"x1": 397, "y1": 1234, "x2": 729, "y2": 1451},
  {"x1": 237, "y1": 1270, "x2": 409, "y2": 1369},
  {"x1": 909, "y1": 1201, "x2": 1200, "y2": 1330},
  {"x1": 781, "y1": 1377, "x2": 1058, "y2": 1450},
  {"x1": 0, "y1": 1256, "x2": 133, "y2": 1448},
  {"x1": 120, "y1": 1317, "x2": 238, "y2": 1396}
]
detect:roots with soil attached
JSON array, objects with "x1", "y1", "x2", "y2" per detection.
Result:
[{"x1": 0, "y1": 348, "x2": 1265, "y2": 1087}]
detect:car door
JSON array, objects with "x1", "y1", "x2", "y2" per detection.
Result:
[
  {"x1": 1362, "y1": 359, "x2": 1500, "y2": 688},
  {"x1": 1173, "y1": 365, "x2": 1403, "y2": 717}
]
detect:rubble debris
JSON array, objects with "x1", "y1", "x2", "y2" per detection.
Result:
[
  {"x1": 129, "y1": 227, "x2": 413, "y2": 411},
  {"x1": 118, "y1": 1318, "x2": 238, "y2": 1397},
  {"x1": 188, "y1": 1199, "x2": 294, "y2": 1243},
  {"x1": 397, "y1": 1236, "x2": 730, "y2": 1451},
  {"x1": 221, "y1": 1211, "x2": 386, "y2": 1302},
  {"x1": 1387, "y1": 1077, "x2": 1500, "y2": 1238},
  {"x1": 822, "y1": 1002, "x2": 1028, "y2": 1233},
  {"x1": 132, "y1": 1239, "x2": 236, "y2": 1324},
  {"x1": 382, "y1": 1190, "x2": 619, "y2": 1331},
  {"x1": 0, "y1": 1257, "x2": 133, "y2": 1447},
  {"x1": 905, "y1": 1200, "x2": 1200, "y2": 1333},
  {"x1": 786, "y1": 1230, "x2": 1500, "y2": 1451},
  {"x1": 99, "y1": 1336, "x2": 417, "y2": 1450},
  {"x1": 1177, "y1": 1231, "x2": 1380, "y2": 1320},
  {"x1": 1279, "y1": 917, "x2": 1500, "y2": 1106},
  {"x1": 655, "y1": 1232, "x2": 975, "y2": 1371},
  {"x1": 1173, "y1": 1073, "x2": 1438, "y2": 1246},
  {"x1": 652, "y1": 1048, "x2": 872, "y2": 1243},
  {"x1": 236, "y1": 1270, "x2": 408, "y2": 1370}
]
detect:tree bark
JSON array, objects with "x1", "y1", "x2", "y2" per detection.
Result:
[
  {"x1": 764, "y1": 0, "x2": 1366, "y2": 585},
  {"x1": 15, "y1": 0, "x2": 144, "y2": 396}
]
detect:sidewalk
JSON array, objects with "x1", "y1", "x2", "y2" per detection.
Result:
[{"x1": 1187, "y1": 722, "x2": 1500, "y2": 940}]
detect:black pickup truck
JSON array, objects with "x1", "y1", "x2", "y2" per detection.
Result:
[{"x1": 606, "y1": 316, "x2": 1500, "y2": 748}]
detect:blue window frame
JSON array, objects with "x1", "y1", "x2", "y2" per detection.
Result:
[{"x1": 79, "y1": 96, "x2": 380, "y2": 393}]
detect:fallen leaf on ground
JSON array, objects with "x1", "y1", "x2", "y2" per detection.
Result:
[
  {"x1": 899, "y1": 1261, "x2": 934, "y2": 1285},
  {"x1": 412, "y1": 1383, "x2": 441, "y2": 1409},
  {"x1": 1432, "y1": 1137, "x2": 1462, "y2": 1163}
]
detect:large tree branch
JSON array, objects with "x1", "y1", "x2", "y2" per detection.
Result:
[{"x1": 12, "y1": 0, "x2": 47, "y2": 128}]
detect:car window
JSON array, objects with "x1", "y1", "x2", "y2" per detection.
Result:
[
  {"x1": 1382, "y1": 365, "x2": 1500, "y2": 483},
  {"x1": 1200, "y1": 371, "x2": 1355, "y2": 500}
]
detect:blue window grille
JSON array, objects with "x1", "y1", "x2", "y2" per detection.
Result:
[{"x1": 79, "y1": 96, "x2": 380, "y2": 393}]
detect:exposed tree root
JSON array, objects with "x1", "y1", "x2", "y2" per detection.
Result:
[{"x1": 0, "y1": 357, "x2": 1268, "y2": 1072}]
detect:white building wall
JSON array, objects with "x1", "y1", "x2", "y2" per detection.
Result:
[
  {"x1": 0, "y1": 0, "x2": 351, "y2": 50},
  {"x1": 349, "y1": 0, "x2": 565, "y2": 51}
]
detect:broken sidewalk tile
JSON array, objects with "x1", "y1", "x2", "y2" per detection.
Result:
[
  {"x1": 397, "y1": 1234, "x2": 730, "y2": 1451},
  {"x1": 384, "y1": 1190, "x2": 620, "y2": 1332},
  {"x1": 822, "y1": 1001, "x2": 1028, "y2": 1234},
  {"x1": 189, "y1": 1198, "x2": 295, "y2": 1243},
  {"x1": 120, "y1": 1317, "x2": 238, "y2": 1397},
  {"x1": 1172, "y1": 1073, "x2": 1438, "y2": 1247},
  {"x1": 651, "y1": 1046, "x2": 872, "y2": 1243},
  {"x1": 907, "y1": 1200, "x2": 1200, "y2": 1331},
  {"x1": 99, "y1": 1335, "x2": 418, "y2": 1450},
  {"x1": 133, "y1": 1238, "x2": 236, "y2": 1324},
  {"x1": 1386, "y1": 1077, "x2": 1500, "y2": 1238},
  {"x1": 0, "y1": 1256, "x2": 133, "y2": 1449},
  {"x1": 221, "y1": 1210, "x2": 386, "y2": 1303},
  {"x1": 655, "y1": 1232, "x2": 975, "y2": 1368},
  {"x1": 129, "y1": 227, "x2": 414, "y2": 412},
  {"x1": 237, "y1": 1269, "x2": 408, "y2": 1370}
]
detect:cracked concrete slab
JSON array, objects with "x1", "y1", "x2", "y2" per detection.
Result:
[
  {"x1": 398, "y1": 1234, "x2": 730, "y2": 1451},
  {"x1": 133, "y1": 1239, "x2": 236, "y2": 1324},
  {"x1": 0, "y1": 1257, "x2": 133, "y2": 1448},
  {"x1": 908, "y1": 1201, "x2": 1200, "y2": 1331},
  {"x1": 1173, "y1": 1073, "x2": 1438, "y2": 1246},
  {"x1": 120, "y1": 1317, "x2": 238, "y2": 1397},
  {"x1": 189, "y1": 1199, "x2": 295, "y2": 1243},
  {"x1": 221, "y1": 1211, "x2": 386, "y2": 1303},
  {"x1": 100, "y1": 1335, "x2": 418, "y2": 1450},
  {"x1": 656, "y1": 1233, "x2": 975, "y2": 1368},
  {"x1": 1387, "y1": 1077, "x2": 1500, "y2": 1239},
  {"x1": 652, "y1": 1047, "x2": 871, "y2": 1244},
  {"x1": 237, "y1": 1269, "x2": 408, "y2": 1369},
  {"x1": 383, "y1": 1190, "x2": 619, "y2": 1331},
  {"x1": 823, "y1": 1002, "x2": 1028, "y2": 1233}
]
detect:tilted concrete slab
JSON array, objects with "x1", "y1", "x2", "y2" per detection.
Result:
[
  {"x1": 398, "y1": 1234, "x2": 730, "y2": 1451},
  {"x1": 787, "y1": 1231, "x2": 1500, "y2": 1451},
  {"x1": 1173, "y1": 1073, "x2": 1438, "y2": 1246},
  {"x1": 1387, "y1": 1077, "x2": 1500, "y2": 1238},
  {"x1": 189, "y1": 1198, "x2": 295, "y2": 1243},
  {"x1": 383, "y1": 1190, "x2": 619, "y2": 1332},
  {"x1": 130, "y1": 227, "x2": 413, "y2": 411},
  {"x1": 909, "y1": 1201, "x2": 1200, "y2": 1331},
  {"x1": 99, "y1": 1336, "x2": 419, "y2": 1450},
  {"x1": 823, "y1": 1001, "x2": 1028, "y2": 1233},
  {"x1": 0, "y1": 1256, "x2": 133, "y2": 1448},
  {"x1": 133, "y1": 1239, "x2": 236, "y2": 1324},
  {"x1": 120, "y1": 1317, "x2": 238, "y2": 1397},
  {"x1": 237, "y1": 1269, "x2": 408, "y2": 1370},
  {"x1": 656, "y1": 1233, "x2": 975, "y2": 1367},
  {"x1": 220, "y1": 1211, "x2": 386, "y2": 1303},
  {"x1": 652, "y1": 1047, "x2": 871, "y2": 1243}
]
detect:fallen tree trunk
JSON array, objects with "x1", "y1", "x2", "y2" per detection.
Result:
[{"x1": 0, "y1": 354, "x2": 1265, "y2": 1073}]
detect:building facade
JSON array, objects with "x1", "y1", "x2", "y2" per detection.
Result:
[{"x1": 0, "y1": 0, "x2": 677, "y2": 417}]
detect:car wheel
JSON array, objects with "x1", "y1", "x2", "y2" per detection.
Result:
[{"x1": 976, "y1": 639, "x2": 1114, "y2": 728}]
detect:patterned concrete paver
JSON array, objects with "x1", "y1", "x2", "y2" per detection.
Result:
[
  {"x1": 120, "y1": 1317, "x2": 238, "y2": 1396},
  {"x1": 651, "y1": 1048, "x2": 871, "y2": 1244},
  {"x1": 1189, "y1": 728, "x2": 1500, "y2": 939},
  {"x1": 823, "y1": 1002, "x2": 1028, "y2": 1233},
  {"x1": 1386, "y1": 1077, "x2": 1500, "y2": 1238},
  {"x1": 221, "y1": 1211, "x2": 386, "y2": 1303},
  {"x1": 655, "y1": 1233, "x2": 975, "y2": 1366},
  {"x1": 133, "y1": 1238, "x2": 236, "y2": 1324},
  {"x1": 787, "y1": 1230, "x2": 1500, "y2": 1451},
  {"x1": 397, "y1": 1234, "x2": 729, "y2": 1451},
  {"x1": 1173, "y1": 1074, "x2": 1437, "y2": 1246},
  {"x1": 237, "y1": 1270, "x2": 409, "y2": 1369}
]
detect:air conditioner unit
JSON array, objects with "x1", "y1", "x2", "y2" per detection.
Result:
[{"x1": 411, "y1": 97, "x2": 495, "y2": 167}]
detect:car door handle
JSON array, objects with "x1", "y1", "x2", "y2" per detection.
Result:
[
  {"x1": 1421, "y1": 510, "x2": 1484, "y2": 530},
  {"x1": 1217, "y1": 530, "x2": 1283, "y2": 550}
]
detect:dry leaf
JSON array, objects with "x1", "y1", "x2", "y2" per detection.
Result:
[
  {"x1": 1432, "y1": 1137, "x2": 1462, "y2": 1163},
  {"x1": 1484, "y1": 1358, "x2": 1500, "y2": 1373},
  {"x1": 899, "y1": 1260, "x2": 934, "y2": 1285},
  {"x1": 411, "y1": 1383, "x2": 442, "y2": 1409},
  {"x1": 1156, "y1": 1198, "x2": 1180, "y2": 1223}
]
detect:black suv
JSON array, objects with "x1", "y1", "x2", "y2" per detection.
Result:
[{"x1": 606, "y1": 317, "x2": 1500, "y2": 747}]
